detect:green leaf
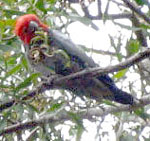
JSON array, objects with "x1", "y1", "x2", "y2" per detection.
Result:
[
  {"x1": 69, "y1": 13, "x2": 93, "y2": 26},
  {"x1": 21, "y1": 56, "x2": 29, "y2": 71},
  {"x1": 0, "y1": 119, "x2": 7, "y2": 131},
  {"x1": 134, "y1": 0, "x2": 145, "y2": 5},
  {"x1": 47, "y1": 0, "x2": 57, "y2": 4},
  {"x1": 102, "y1": 100, "x2": 117, "y2": 107},
  {"x1": 27, "y1": 103, "x2": 39, "y2": 113},
  {"x1": 113, "y1": 69, "x2": 127, "y2": 79},
  {"x1": 127, "y1": 40, "x2": 140, "y2": 55},
  {"x1": 114, "y1": 21, "x2": 141, "y2": 31},
  {"x1": 68, "y1": 113, "x2": 84, "y2": 141},
  {"x1": 35, "y1": 0, "x2": 46, "y2": 13},
  {"x1": 7, "y1": 57, "x2": 17, "y2": 65},
  {"x1": 140, "y1": 24, "x2": 150, "y2": 29},
  {"x1": 116, "y1": 53, "x2": 123, "y2": 61},
  {"x1": 68, "y1": 112, "x2": 84, "y2": 141},
  {"x1": 7, "y1": 54, "x2": 20, "y2": 65},
  {"x1": 14, "y1": 104, "x2": 24, "y2": 119},
  {"x1": 15, "y1": 73, "x2": 41, "y2": 92},
  {"x1": 120, "y1": 134, "x2": 134, "y2": 141},
  {"x1": 3, "y1": 10, "x2": 25, "y2": 17},
  {"x1": 2, "y1": 0, "x2": 17, "y2": 5},
  {"x1": 0, "y1": 19, "x2": 15, "y2": 28},
  {"x1": 0, "y1": 44, "x2": 12, "y2": 52},
  {"x1": 47, "y1": 102, "x2": 64, "y2": 112},
  {"x1": 68, "y1": 112, "x2": 83, "y2": 128},
  {"x1": 76, "y1": 124, "x2": 84, "y2": 141},
  {"x1": 5, "y1": 64, "x2": 22, "y2": 78},
  {"x1": 134, "y1": 108, "x2": 150, "y2": 120}
]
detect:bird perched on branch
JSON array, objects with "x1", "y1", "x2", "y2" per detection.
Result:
[{"x1": 15, "y1": 14, "x2": 138, "y2": 105}]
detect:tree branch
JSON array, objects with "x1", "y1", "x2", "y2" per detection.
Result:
[
  {"x1": 106, "y1": 13, "x2": 132, "y2": 20},
  {"x1": 1, "y1": 94, "x2": 150, "y2": 136},
  {"x1": 26, "y1": 127, "x2": 39, "y2": 141},
  {"x1": 80, "y1": 0, "x2": 102, "y2": 20},
  {"x1": 131, "y1": 13, "x2": 147, "y2": 47},
  {"x1": 122, "y1": 0, "x2": 150, "y2": 24},
  {"x1": 0, "y1": 48, "x2": 150, "y2": 112},
  {"x1": 80, "y1": 0, "x2": 132, "y2": 20},
  {"x1": 79, "y1": 45, "x2": 119, "y2": 56}
]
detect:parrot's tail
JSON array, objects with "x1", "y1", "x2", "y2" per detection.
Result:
[
  {"x1": 96, "y1": 75, "x2": 138, "y2": 105},
  {"x1": 64, "y1": 76, "x2": 138, "y2": 105},
  {"x1": 109, "y1": 86, "x2": 134, "y2": 105}
]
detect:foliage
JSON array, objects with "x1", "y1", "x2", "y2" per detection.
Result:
[{"x1": 0, "y1": 0, "x2": 150, "y2": 141}]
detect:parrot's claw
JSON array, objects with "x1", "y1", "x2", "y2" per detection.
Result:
[
  {"x1": 133, "y1": 98, "x2": 141, "y2": 105},
  {"x1": 29, "y1": 47, "x2": 44, "y2": 63},
  {"x1": 41, "y1": 76, "x2": 50, "y2": 81},
  {"x1": 128, "y1": 98, "x2": 140, "y2": 113},
  {"x1": 48, "y1": 75, "x2": 59, "y2": 83},
  {"x1": 41, "y1": 75, "x2": 61, "y2": 85},
  {"x1": 128, "y1": 98, "x2": 141, "y2": 113}
]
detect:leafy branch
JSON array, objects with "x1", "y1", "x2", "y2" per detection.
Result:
[{"x1": 0, "y1": 47, "x2": 150, "y2": 113}]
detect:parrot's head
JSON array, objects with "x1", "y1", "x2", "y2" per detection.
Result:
[{"x1": 15, "y1": 14, "x2": 48, "y2": 45}]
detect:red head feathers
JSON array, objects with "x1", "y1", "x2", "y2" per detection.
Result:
[{"x1": 15, "y1": 14, "x2": 48, "y2": 45}]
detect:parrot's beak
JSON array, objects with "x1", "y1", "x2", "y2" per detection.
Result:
[{"x1": 28, "y1": 21, "x2": 39, "y2": 33}]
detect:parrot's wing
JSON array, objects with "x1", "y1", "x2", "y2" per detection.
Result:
[
  {"x1": 48, "y1": 29, "x2": 116, "y2": 85},
  {"x1": 48, "y1": 29, "x2": 97, "y2": 68}
]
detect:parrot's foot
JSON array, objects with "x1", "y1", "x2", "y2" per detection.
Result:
[
  {"x1": 127, "y1": 98, "x2": 141, "y2": 113},
  {"x1": 41, "y1": 74, "x2": 61, "y2": 84},
  {"x1": 132, "y1": 98, "x2": 141, "y2": 105},
  {"x1": 128, "y1": 98, "x2": 141, "y2": 113},
  {"x1": 29, "y1": 47, "x2": 45, "y2": 64},
  {"x1": 41, "y1": 76, "x2": 50, "y2": 81}
]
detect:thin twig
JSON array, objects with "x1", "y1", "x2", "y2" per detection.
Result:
[
  {"x1": 80, "y1": 45, "x2": 120, "y2": 56},
  {"x1": 122, "y1": 0, "x2": 150, "y2": 24}
]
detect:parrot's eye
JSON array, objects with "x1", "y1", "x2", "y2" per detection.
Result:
[{"x1": 28, "y1": 21, "x2": 39, "y2": 33}]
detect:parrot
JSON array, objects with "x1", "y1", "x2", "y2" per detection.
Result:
[{"x1": 14, "y1": 14, "x2": 138, "y2": 105}]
